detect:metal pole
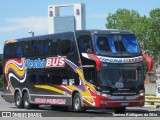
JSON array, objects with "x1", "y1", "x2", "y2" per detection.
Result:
[{"x1": 28, "y1": 31, "x2": 34, "y2": 37}]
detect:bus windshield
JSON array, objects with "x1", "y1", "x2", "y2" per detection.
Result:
[
  {"x1": 94, "y1": 34, "x2": 141, "y2": 56},
  {"x1": 98, "y1": 63, "x2": 144, "y2": 88}
]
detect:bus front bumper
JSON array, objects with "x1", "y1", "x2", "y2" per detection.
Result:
[
  {"x1": 97, "y1": 100, "x2": 144, "y2": 108},
  {"x1": 94, "y1": 94, "x2": 145, "y2": 108}
]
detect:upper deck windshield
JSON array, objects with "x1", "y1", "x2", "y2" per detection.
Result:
[{"x1": 94, "y1": 34, "x2": 141, "y2": 56}]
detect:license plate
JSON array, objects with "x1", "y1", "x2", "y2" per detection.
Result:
[{"x1": 121, "y1": 102, "x2": 129, "y2": 106}]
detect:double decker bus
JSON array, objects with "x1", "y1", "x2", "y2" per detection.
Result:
[{"x1": 2, "y1": 30, "x2": 152, "y2": 113}]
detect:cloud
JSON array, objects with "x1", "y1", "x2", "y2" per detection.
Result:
[{"x1": 0, "y1": 16, "x2": 48, "y2": 33}]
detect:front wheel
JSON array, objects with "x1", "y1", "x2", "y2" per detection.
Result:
[{"x1": 73, "y1": 93, "x2": 85, "y2": 112}]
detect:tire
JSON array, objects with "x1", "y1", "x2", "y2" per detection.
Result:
[
  {"x1": 114, "y1": 107, "x2": 126, "y2": 113},
  {"x1": 23, "y1": 92, "x2": 33, "y2": 109},
  {"x1": 73, "y1": 93, "x2": 85, "y2": 112},
  {"x1": 15, "y1": 92, "x2": 23, "y2": 108}
]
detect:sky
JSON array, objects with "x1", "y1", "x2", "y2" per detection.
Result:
[{"x1": 0, "y1": 0, "x2": 160, "y2": 54}]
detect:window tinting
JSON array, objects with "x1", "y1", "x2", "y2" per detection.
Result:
[
  {"x1": 37, "y1": 40, "x2": 49, "y2": 56},
  {"x1": 95, "y1": 36, "x2": 111, "y2": 52},
  {"x1": 49, "y1": 41, "x2": 58, "y2": 55},
  {"x1": 4, "y1": 43, "x2": 16, "y2": 59},
  {"x1": 28, "y1": 69, "x2": 79, "y2": 85},
  {"x1": 4, "y1": 32, "x2": 76, "y2": 58},
  {"x1": 56, "y1": 33, "x2": 75, "y2": 55},
  {"x1": 25, "y1": 41, "x2": 34, "y2": 57},
  {"x1": 17, "y1": 46, "x2": 23, "y2": 58},
  {"x1": 94, "y1": 34, "x2": 141, "y2": 56},
  {"x1": 77, "y1": 35, "x2": 93, "y2": 53}
]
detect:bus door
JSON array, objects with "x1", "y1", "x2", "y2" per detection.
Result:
[
  {"x1": 76, "y1": 34, "x2": 97, "y2": 85},
  {"x1": 55, "y1": 32, "x2": 81, "y2": 87}
]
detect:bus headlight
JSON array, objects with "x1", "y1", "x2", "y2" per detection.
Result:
[
  {"x1": 96, "y1": 91, "x2": 101, "y2": 95},
  {"x1": 100, "y1": 100, "x2": 108, "y2": 105},
  {"x1": 96, "y1": 91, "x2": 109, "y2": 97},
  {"x1": 139, "y1": 90, "x2": 144, "y2": 96},
  {"x1": 101, "y1": 93, "x2": 108, "y2": 97}
]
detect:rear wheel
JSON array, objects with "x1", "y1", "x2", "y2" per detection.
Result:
[
  {"x1": 73, "y1": 93, "x2": 85, "y2": 112},
  {"x1": 15, "y1": 92, "x2": 23, "y2": 108},
  {"x1": 23, "y1": 92, "x2": 33, "y2": 109},
  {"x1": 114, "y1": 107, "x2": 126, "y2": 113}
]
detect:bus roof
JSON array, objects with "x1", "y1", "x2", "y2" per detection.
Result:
[
  {"x1": 5, "y1": 29, "x2": 133, "y2": 43},
  {"x1": 75, "y1": 29, "x2": 133, "y2": 34}
]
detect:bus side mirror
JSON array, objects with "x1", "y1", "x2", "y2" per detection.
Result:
[
  {"x1": 142, "y1": 54, "x2": 153, "y2": 71},
  {"x1": 87, "y1": 54, "x2": 102, "y2": 72}
]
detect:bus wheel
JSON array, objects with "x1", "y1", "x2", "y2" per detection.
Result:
[
  {"x1": 15, "y1": 92, "x2": 23, "y2": 108},
  {"x1": 73, "y1": 93, "x2": 84, "y2": 112},
  {"x1": 23, "y1": 92, "x2": 32, "y2": 109},
  {"x1": 114, "y1": 107, "x2": 126, "y2": 113}
]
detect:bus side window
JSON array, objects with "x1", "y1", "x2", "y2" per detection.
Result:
[
  {"x1": 37, "y1": 43, "x2": 45, "y2": 56},
  {"x1": 50, "y1": 74, "x2": 62, "y2": 85},
  {"x1": 26, "y1": 41, "x2": 37, "y2": 57},
  {"x1": 4, "y1": 44, "x2": 10, "y2": 59},
  {"x1": 57, "y1": 39, "x2": 62, "y2": 54},
  {"x1": 33, "y1": 42, "x2": 38, "y2": 56},
  {"x1": 11, "y1": 44, "x2": 16, "y2": 58},
  {"x1": 21, "y1": 42, "x2": 26, "y2": 57},
  {"x1": 26, "y1": 42, "x2": 33, "y2": 57},
  {"x1": 37, "y1": 40, "x2": 50, "y2": 57},
  {"x1": 57, "y1": 32, "x2": 76, "y2": 55},
  {"x1": 77, "y1": 35, "x2": 93, "y2": 53},
  {"x1": 44, "y1": 44, "x2": 49, "y2": 55},
  {"x1": 37, "y1": 43, "x2": 44, "y2": 56},
  {"x1": 17, "y1": 46, "x2": 23, "y2": 58},
  {"x1": 5, "y1": 43, "x2": 16, "y2": 58},
  {"x1": 49, "y1": 35, "x2": 58, "y2": 56},
  {"x1": 39, "y1": 74, "x2": 47, "y2": 83},
  {"x1": 28, "y1": 74, "x2": 37, "y2": 84},
  {"x1": 61, "y1": 39, "x2": 73, "y2": 54},
  {"x1": 63, "y1": 69, "x2": 80, "y2": 85},
  {"x1": 28, "y1": 44, "x2": 32, "y2": 57},
  {"x1": 25, "y1": 44, "x2": 29, "y2": 57},
  {"x1": 49, "y1": 41, "x2": 58, "y2": 56}
]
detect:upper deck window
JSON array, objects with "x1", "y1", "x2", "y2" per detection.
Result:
[
  {"x1": 94, "y1": 34, "x2": 141, "y2": 56},
  {"x1": 77, "y1": 35, "x2": 93, "y2": 53}
]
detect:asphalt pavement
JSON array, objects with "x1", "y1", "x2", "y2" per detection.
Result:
[{"x1": 0, "y1": 92, "x2": 160, "y2": 120}]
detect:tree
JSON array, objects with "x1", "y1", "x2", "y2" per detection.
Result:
[
  {"x1": 106, "y1": 9, "x2": 140, "y2": 30},
  {"x1": 106, "y1": 8, "x2": 160, "y2": 62},
  {"x1": 147, "y1": 8, "x2": 160, "y2": 62}
]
